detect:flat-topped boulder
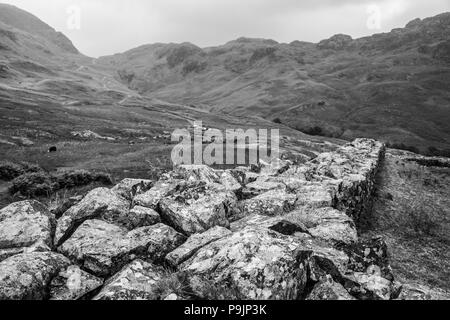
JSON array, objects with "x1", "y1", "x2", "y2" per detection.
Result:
[
  {"x1": 180, "y1": 226, "x2": 307, "y2": 300},
  {"x1": 158, "y1": 181, "x2": 238, "y2": 235},
  {"x1": 58, "y1": 220, "x2": 185, "y2": 277}
]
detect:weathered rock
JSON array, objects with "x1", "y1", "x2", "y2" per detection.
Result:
[
  {"x1": 164, "y1": 293, "x2": 179, "y2": 300},
  {"x1": 215, "y1": 170, "x2": 242, "y2": 192},
  {"x1": 134, "y1": 179, "x2": 182, "y2": 209},
  {"x1": 173, "y1": 165, "x2": 219, "y2": 184},
  {"x1": 0, "y1": 252, "x2": 70, "y2": 300},
  {"x1": 112, "y1": 178, "x2": 154, "y2": 201},
  {"x1": 0, "y1": 138, "x2": 399, "y2": 300},
  {"x1": 50, "y1": 195, "x2": 83, "y2": 219},
  {"x1": 284, "y1": 207, "x2": 358, "y2": 244},
  {"x1": 243, "y1": 176, "x2": 285, "y2": 198},
  {"x1": 240, "y1": 189, "x2": 297, "y2": 217},
  {"x1": 230, "y1": 214, "x2": 311, "y2": 238},
  {"x1": 306, "y1": 276, "x2": 355, "y2": 300},
  {"x1": 259, "y1": 158, "x2": 291, "y2": 176},
  {"x1": 181, "y1": 226, "x2": 307, "y2": 300},
  {"x1": 0, "y1": 201, "x2": 55, "y2": 257},
  {"x1": 301, "y1": 236, "x2": 399, "y2": 300},
  {"x1": 300, "y1": 240, "x2": 351, "y2": 283},
  {"x1": 0, "y1": 240, "x2": 52, "y2": 262},
  {"x1": 166, "y1": 226, "x2": 232, "y2": 266},
  {"x1": 335, "y1": 237, "x2": 393, "y2": 281},
  {"x1": 159, "y1": 182, "x2": 237, "y2": 235},
  {"x1": 94, "y1": 260, "x2": 165, "y2": 300},
  {"x1": 55, "y1": 188, "x2": 130, "y2": 245},
  {"x1": 58, "y1": 220, "x2": 185, "y2": 277},
  {"x1": 293, "y1": 182, "x2": 336, "y2": 208},
  {"x1": 173, "y1": 165, "x2": 241, "y2": 192},
  {"x1": 50, "y1": 265, "x2": 103, "y2": 300},
  {"x1": 397, "y1": 283, "x2": 450, "y2": 300},
  {"x1": 345, "y1": 272, "x2": 399, "y2": 300},
  {"x1": 230, "y1": 167, "x2": 259, "y2": 185},
  {"x1": 127, "y1": 206, "x2": 161, "y2": 229},
  {"x1": 308, "y1": 139, "x2": 385, "y2": 219}
]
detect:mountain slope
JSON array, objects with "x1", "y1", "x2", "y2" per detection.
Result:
[
  {"x1": 0, "y1": 3, "x2": 78, "y2": 54},
  {"x1": 98, "y1": 13, "x2": 450, "y2": 152},
  {"x1": 0, "y1": 4, "x2": 340, "y2": 182}
]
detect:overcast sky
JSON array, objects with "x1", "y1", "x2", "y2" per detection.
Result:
[{"x1": 2, "y1": 0, "x2": 450, "y2": 57}]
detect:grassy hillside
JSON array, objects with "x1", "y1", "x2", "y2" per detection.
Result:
[{"x1": 97, "y1": 13, "x2": 450, "y2": 152}]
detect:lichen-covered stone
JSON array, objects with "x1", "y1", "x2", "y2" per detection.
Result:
[
  {"x1": 134, "y1": 179, "x2": 182, "y2": 209},
  {"x1": 336, "y1": 237, "x2": 393, "y2": 280},
  {"x1": 293, "y1": 182, "x2": 336, "y2": 208},
  {"x1": 230, "y1": 214, "x2": 311, "y2": 238},
  {"x1": 173, "y1": 165, "x2": 220, "y2": 184},
  {"x1": 244, "y1": 176, "x2": 285, "y2": 196},
  {"x1": 181, "y1": 226, "x2": 307, "y2": 300},
  {"x1": 307, "y1": 139, "x2": 385, "y2": 219},
  {"x1": 397, "y1": 283, "x2": 450, "y2": 300},
  {"x1": 127, "y1": 206, "x2": 161, "y2": 229},
  {"x1": 0, "y1": 201, "x2": 55, "y2": 258},
  {"x1": 345, "y1": 272, "x2": 399, "y2": 300},
  {"x1": 0, "y1": 240, "x2": 51, "y2": 262},
  {"x1": 94, "y1": 260, "x2": 164, "y2": 300},
  {"x1": 58, "y1": 220, "x2": 185, "y2": 277},
  {"x1": 259, "y1": 158, "x2": 291, "y2": 176},
  {"x1": 166, "y1": 226, "x2": 232, "y2": 266},
  {"x1": 240, "y1": 189, "x2": 297, "y2": 217},
  {"x1": 159, "y1": 182, "x2": 237, "y2": 235},
  {"x1": 307, "y1": 276, "x2": 355, "y2": 300},
  {"x1": 50, "y1": 265, "x2": 103, "y2": 300},
  {"x1": 0, "y1": 139, "x2": 400, "y2": 300},
  {"x1": 284, "y1": 207, "x2": 358, "y2": 244},
  {"x1": 55, "y1": 188, "x2": 131, "y2": 245},
  {"x1": 111, "y1": 178, "x2": 154, "y2": 201},
  {"x1": 0, "y1": 252, "x2": 70, "y2": 300}
]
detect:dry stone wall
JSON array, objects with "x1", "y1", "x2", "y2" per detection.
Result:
[{"x1": 0, "y1": 139, "x2": 403, "y2": 300}]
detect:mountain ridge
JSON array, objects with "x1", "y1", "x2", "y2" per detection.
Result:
[
  {"x1": 0, "y1": 4, "x2": 450, "y2": 153},
  {"x1": 94, "y1": 12, "x2": 450, "y2": 151}
]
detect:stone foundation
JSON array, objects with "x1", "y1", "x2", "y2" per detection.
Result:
[{"x1": 0, "y1": 139, "x2": 402, "y2": 300}]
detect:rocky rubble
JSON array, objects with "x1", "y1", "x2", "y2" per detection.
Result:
[{"x1": 0, "y1": 139, "x2": 410, "y2": 300}]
